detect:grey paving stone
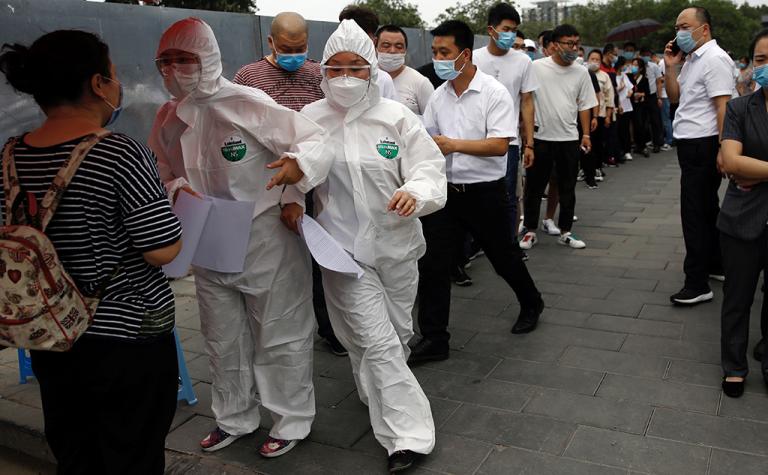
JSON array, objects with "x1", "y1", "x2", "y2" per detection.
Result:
[
  {"x1": 417, "y1": 350, "x2": 501, "y2": 378},
  {"x1": 606, "y1": 288, "x2": 674, "y2": 306},
  {"x1": 719, "y1": 391, "x2": 768, "y2": 423},
  {"x1": 415, "y1": 368, "x2": 531, "y2": 411},
  {"x1": 449, "y1": 311, "x2": 516, "y2": 334},
  {"x1": 442, "y1": 404, "x2": 576, "y2": 455},
  {"x1": 624, "y1": 268, "x2": 684, "y2": 282},
  {"x1": 564, "y1": 425, "x2": 710, "y2": 474},
  {"x1": 490, "y1": 359, "x2": 604, "y2": 395},
  {"x1": 512, "y1": 323, "x2": 627, "y2": 352},
  {"x1": 477, "y1": 446, "x2": 625, "y2": 475},
  {"x1": 538, "y1": 308, "x2": 592, "y2": 327},
  {"x1": 648, "y1": 407, "x2": 768, "y2": 456},
  {"x1": 585, "y1": 314, "x2": 683, "y2": 338},
  {"x1": 620, "y1": 334, "x2": 720, "y2": 364},
  {"x1": 427, "y1": 397, "x2": 462, "y2": 429},
  {"x1": 314, "y1": 375, "x2": 357, "y2": 408},
  {"x1": 552, "y1": 295, "x2": 643, "y2": 317},
  {"x1": 185, "y1": 354, "x2": 212, "y2": 384},
  {"x1": 416, "y1": 433, "x2": 493, "y2": 475},
  {"x1": 166, "y1": 414, "x2": 215, "y2": 453},
  {"x1": 665, "y1": 360, "x2": 723, "y2": 388},
  {"x1": 523, "y1": 388, "x2": 653, "y2": 434},
  {"x1": 176, "y1": 382, "x2": 214, "y2": 419},
  {"x1": 5, "y1": 382, "x2": 42, "y2": 409},
  {"x1": 451, "y1": 297, "x2": 510, "y2": 317},
  {"x1": 638, "y1": 303, "x2": 687, "y2": 322},
  {"x1": 681, "y1": 321, "x2": 720, "y2": 343},
  {"x1": 462, "y1": 332, "x2": 567, "y2": 362},
  {"x1": 709, "y1": 448, "x2": 768, "y2": 475},
  {"x1": 597, "y1": 374, "x2": 721, "y2": 414},
  {"x1": 318, "y1": 354, "x2": 355, "y2": 382},
  {"x1": 307, "y1": 405, "x2": 372, "y2": 448},
  {"x1": 560, "y1": 346, "x2": 668, "y2": 379},
  {"x1": 447, "y1": 327, "x2": 479, "y2": 351},
  {"x1": 538, "y1": 281, "x2": 612, "y2": 299}
]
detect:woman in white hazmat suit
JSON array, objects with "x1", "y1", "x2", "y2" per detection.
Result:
[
  {"x1": 147, "y1": 18, "x2": 332, "y2": 458},
  {"x1": 301, "y1": 20, "x2": 446, "y2": 472}
]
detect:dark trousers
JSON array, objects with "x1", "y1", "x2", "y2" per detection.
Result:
[
  {"x1": 721, "y1": 231, "x2": 768, "y2": 378},
  {"x1": 647, "y1": 93, "x2": 664, "y2": 147},
  {"x1": 306, "y1": 193, "x2": 335, "y2": 339},
  {"x1": 30, "y1": 333, "x2": 178, "y2": 475},
  {"x1": 505, "y1": 145, "x2": 521, "y2": 238},
  {"x1": 417, "y1": 179, "x2": 541, "y2": 342},
  {"x1": 677, "y1": 136, "x2": 723, "y2": 291},
  {"x1": 618, "y1": 111, "x2": 633, "y2": 155},
  {"x1": 523, "y1": 140, "x2": 580, "y2": 233},
  {"x1": 580, "y1": 119, "x2": 602, "y2": 184},
  {"x1": 632, "y1": 101, "x2": 648, "y2": 151}
]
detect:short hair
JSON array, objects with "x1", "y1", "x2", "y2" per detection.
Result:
[
  {"x1": 749, "y1": 28, "x2": 768, "y2": 58},
  {"x1": 578, "y1": 46, "x2": 585, "y2": 53},
  {"x1": 602, "y1": 43, "x2": 615, "y2": 55},
  {"x1": 431, "y1": 20, "x2": 474, "y2": 52},
  {"x1": 339, "y1": 5, "x2": 379, "y2": 35},
  {"x1": 615, "y1": 56, "x2": 627, "y2": 69},
  {"x1": 639, "y1": 45, "x2": 652, "y2": 55},
  {"x1": 588, "y1": 48, "x2": 602, "y2": 60},
  {"x1": 375, "y1": 24, "x2": 409, "y2": 48},
  {"x1": 487, "y1": 2, "x2": 521, "y2": 27},
  {"x1": 539, "y1": 30, "x2": 553, "y2": 48},
  {"x1": 538, "y1": 29, "x2": 552, "y2": 40},
  {"x1": 623, "y1": 41, "x2": 636, "y2": 50},
  {"x1": 517, "y1": 30, "x2": 526, "y2": 40},
  {"x1": 690, "y1": 6, "x2": 712, "y2": 28},
  {"x1": 551, "y1": 24, "x2": 579, "y2": 42}
]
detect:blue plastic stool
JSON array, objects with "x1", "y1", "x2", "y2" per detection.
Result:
[{"x1": 16, "y1": 329, "x2": 198, "y2": 406}]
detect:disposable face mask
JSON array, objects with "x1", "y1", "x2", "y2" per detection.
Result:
[
  {"x1": 753, "y1": 64, "x2": 768, "y2": 88},
  {"x1": 100, "y1": 76, "x2": 123, "y2": 127},
  {"x1": 327, "y1": 76, "x2": 369, "y2": 108},
  {"x1": 492, "y1": 28, "x2": 516, "y2": 50},
  {"x1": 559, "y1": 47, "x2": 578, "y2": 64},
  {"x1": 737, "y1": 62, "x2": 747, "y2": 69},
  {"x1": 623, "y1": 51, "x2": 635, "y2": 60},
  {"x1": 163, "y1": 63, "x2": 202, "y2": 99},
  {"x1": 378, "y1": 52, "x2": 406, "y2": 72},
  {"x1": 630, "y1": 65, "x2": 639, "y2": 74},
  {"x1": 611, "y1": 56, "x2": 618, "y2": 66},
  {"x1": 676, "y1": 25, "x2": 704, "y2": 54},
  {"x1": 433, "y1": 52, "x2": 466, "y2": 81},
  {"x1": 276, "y1": 52, "x2": 307, "y2": 72},
  {"x1": 641, "y1": 56, "x2": 652, "y2": 64},
  {"x1": 526, "y1": 51, "x2": 536, "y2": 61},
  {"x1": 587, "y1": 62, "x2": 600, "y2": 72}
]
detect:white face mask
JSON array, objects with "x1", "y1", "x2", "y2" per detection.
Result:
[
  {"x1": 327, "y1": 76, "x2": 370, "y2": 108},
  {"x1": 377, "y1": 52, "x2": 406, "y2": 72},
  {"x1": 587, "y1": 62, "x2": 600, "y2": 72},
  {"x1": 163, "y1": 63, "x2": 202, "y2": 99}
]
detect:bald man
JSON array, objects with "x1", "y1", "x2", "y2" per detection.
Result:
[{"x1": 234, "y1": 13, "x2": 348, "y2": 358}]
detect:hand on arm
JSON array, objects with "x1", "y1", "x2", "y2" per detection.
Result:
[
  {"x1": 266, "y1": 155, "x2": 305, "y2": 190},
  {"x1": 280, "y1": 202, "x2": 304, "y2": 234}
]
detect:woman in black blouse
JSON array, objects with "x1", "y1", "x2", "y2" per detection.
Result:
[
  {"x1": 630, "y1": 57, "x2": 651, "y2": 157},
  {"x1": 717, "y1": 28, "x2": 768, "y2": 398}
]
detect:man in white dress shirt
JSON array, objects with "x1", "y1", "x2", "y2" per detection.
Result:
[
  {"x1": 410, "y1": 20, "x2": 544, "y2": 364},
  {"x1": 664, "y1": 6, "x2": 734, "y2": 306}
]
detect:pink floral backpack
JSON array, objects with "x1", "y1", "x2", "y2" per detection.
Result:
[{"x1": 0, "y1": 131, "x2": 111, "y2": 351}]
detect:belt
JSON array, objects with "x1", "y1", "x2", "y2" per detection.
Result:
[{"x1": 447, "y1": 178, "x2": 503, "y2": 193}]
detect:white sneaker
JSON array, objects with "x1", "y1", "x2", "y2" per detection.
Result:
[
  {"x1": 518, "y1": 217, "x2": 526, "y2": 235},
  {"x1": 558, "y1": 232, "x2": 586, "y2": 249},
  {"x1": 542, "y1": 219, "x2": 561, "y2": 236},
  {"x1": 624, "y1": 152, "x2": 633, "y2": 161},
  {"x1": 573, "y1": 215, "x2": 578, "y2": 222},
  {"x1": 660, "y1": 144, "x2": 672, "y2": 151},
  {"x1": 595, "y1": 170, "x2": 604, "y2": 182},
  {"x1": 519, "y1": 232, "x2": 537, "y2": 250},
  {"x1": 577, "y1": 169, "x2": 585, "y2": 181}
]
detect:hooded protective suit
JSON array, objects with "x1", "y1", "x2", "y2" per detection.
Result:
[
  {"x1": 148, "y1": 18, "x2": 332, "y2": 441},
  {"x1": 301, "y1": 20, "x2": 446, "y2": 456}
]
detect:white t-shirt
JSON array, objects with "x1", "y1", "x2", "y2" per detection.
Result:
[
  {"x1": 673, "y1": 40, "x2": 735, "y2": 139},
  {"x1": 659, "y1": 59, "x2": 668, "y2": 99},
  {"x1": 423, "y1": 68, "x2": 517, "y2": 184},
  {"x1": 473, "y1": 47, "x2": 539, "y2": 146},
  {"x1": 377, "y1": 70, "x2": 398, "y2": 101},
  {"x1": 617, "y1": 72, "x2": 634, "y2": 113},
  {"x1": 390, "y1": 66, "x2": 435, "y2": 116},
  {"x1": 532, "y1": 57, "x2": 598, "y2": 141},
  {"x1": 645, "y1": 61, "x2": 661, "y2": 95}
]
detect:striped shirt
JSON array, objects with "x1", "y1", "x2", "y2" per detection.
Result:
[
  {"x1": 234, "y1": 57, "x2": 325, "y2": 111},
  {"x1": 0, "y1": 133, "x2": 182, "y2": 342}
]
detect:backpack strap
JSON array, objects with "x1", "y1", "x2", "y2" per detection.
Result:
[
  {"x1": 2, "y1": 136, "x2": 22, "y2": 227},
  {"x1": 39, "y1": 130, "x2": 112, "y2": 231}
]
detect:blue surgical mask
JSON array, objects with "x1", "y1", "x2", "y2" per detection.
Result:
[
  {"x1": 611, "y1": 56, "x2": 618, "y2": 66},
  {"x1": 276, "y1": 52, "x2": 307, "y2": 72},
  {"x1": 753, "y1": 64, "x2": 768, "y2": 88},
  {"x1": 630, "y1": 65, "x2": 639, "y2": 74},
  {"x1": 526, "y1": 51, "x2": 536, "y2": 61},
  {"x1": 492, "y1": 28, "x2": 516, "y2": 50},
  {"x1": 641, "y1": 56, "x2": 652, "y2": 64},
  {"x1": 737, "y1": 62, "x2": 747, "y2": 69},
  {"x1": 676, "y1": 25, "x2": 704, "y2": 54},
  {"x1": 433, "y1": 52, "x2": 467, "y2": 81},
  {"x1": 559, "y1": 49, "x2": 578, "y2": 64},
  {"x1": 101, "y1": 76, "x2": 123, "y2": 127},
  {"x1": 623, "y1": 51, "x2": 635, "y2": 60}
]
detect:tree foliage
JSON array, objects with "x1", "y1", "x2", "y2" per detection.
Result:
[
  {"x1": 103, "y1": 0, "x2": 257, "y2": 14},
  {"x1": 435, "y1": 0, "x2": 503, "y2": 34},
  {"x1": 354, "y1": 0, "x2": 425, "y2": 28}
]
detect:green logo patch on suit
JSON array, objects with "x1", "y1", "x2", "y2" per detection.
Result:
[
  {"x1": 376, "y1": 138, "x2": 399, "y2": 159},
  {"x1": 221, "y1": 135, "x2": 247, "y2": 162}
]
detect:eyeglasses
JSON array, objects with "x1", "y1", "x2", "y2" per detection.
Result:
[
  {"x1": 154, "y1": 56, "x2": 200, "y2": 73},
  {"x1": 556, "y1": 40, "x2": 581, "y2": 50}
]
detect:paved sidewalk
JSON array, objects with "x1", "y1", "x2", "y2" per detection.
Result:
[{"x1": 2, "y1": 149, "x2": 768, "y2": 474}]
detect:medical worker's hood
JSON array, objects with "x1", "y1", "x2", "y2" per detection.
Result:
[
  {"x1": 320, "y1": 20, "x2": 381, "y2": 115},
  {"x1": 157, "y1": 17, "x2": 223, "y2": 97}
]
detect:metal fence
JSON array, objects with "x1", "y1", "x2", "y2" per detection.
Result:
[{"x1": 0, "y1": 0, "x2": 489, "y2": 142}]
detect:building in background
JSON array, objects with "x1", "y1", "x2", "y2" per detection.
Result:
[{"x1": 523, "y1": 1, "x2": 572, "y2": 25}]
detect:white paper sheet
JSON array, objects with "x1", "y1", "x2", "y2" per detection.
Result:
[
  {"x1": 299, "y1": 215, "x2": 364, "y2": 279},
  {"x1": 191, "y1": 197, "x2": 256, "y2": 273},
  {"x1": 163, "y1": 191, "x2": 212, "y2": 278}
]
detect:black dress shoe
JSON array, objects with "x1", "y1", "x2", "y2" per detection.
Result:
[
  {"x1": 754, "y1": 339, "x2": 764, "y2": 362},
  {"x1": 326, "y1": 334, "x2": 348, "y2": 357},
  {"x1": 722, "y1": 378, "x2": 745, "y2": 398},
  {"x1": 408, "y1": 339, "x2": 449, "y2": 365},
  {"x1": 511, "y1": 297, "x2": 544, "y2": 334},
  {"x1": 451, "y1": 265, "x2": 473, "y2": 287},
  {"x1": 388, "y1": 450, "x2": 417, "y2": 472}
]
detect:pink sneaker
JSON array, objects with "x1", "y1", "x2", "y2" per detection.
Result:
[
  {"x1": 200, "y1": 427, "x2": 241, "y2": 452},
  {"x1": 259, "y1": 437, "x2": 299, "y2": 458}
]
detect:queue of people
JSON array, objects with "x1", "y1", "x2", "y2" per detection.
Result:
[{"x1": 1, "y1": 2, "x2": 767, "y2": 474}]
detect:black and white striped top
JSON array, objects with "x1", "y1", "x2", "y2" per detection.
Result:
[{"x1": 0, "y1": 133, "x2": 182, "y2": 342}]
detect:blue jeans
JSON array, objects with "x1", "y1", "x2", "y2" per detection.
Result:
[
  {"x1": 661, "y1": 98, "x2": 674, "y2": 145},
  {"x1": 505, "y1": 145, "x2": 520, "y2": 238}
]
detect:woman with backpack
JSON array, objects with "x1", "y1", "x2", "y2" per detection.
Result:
[{"x1": 0, "y1": 30, "x2": 182, "y2": 474}]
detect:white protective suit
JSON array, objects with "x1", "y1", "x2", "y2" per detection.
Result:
[
  {"x1": 147, "y1": 18, "x2": 332, "y2": 441},
  {"x1": 301, "y1": 20, "x2": 447, "y2": 455}
]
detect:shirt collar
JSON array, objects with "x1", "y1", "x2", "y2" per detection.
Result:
[
  {"x1": 692, "y1": 39, "x2": 717, "y2": 59},
  {"x1": 446, "y1": 66, "x2": 483, "y2": 98}
]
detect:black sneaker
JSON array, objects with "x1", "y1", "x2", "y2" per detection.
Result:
[
  {"x1": 326, "y1": 334, "x2": 348, "y2": 356},
  {"x1": 408, "y1": 339, "x2": 449, "y2": 365},
  {"x1": 670, "y1": 288, "x2": 714, "y2": 306},
  {"x1": 585, "y1": 181, "x2": 598, "y2": 189},
  {"x1": 451, "y1": 266, "x2": 473, "y2": 287},
  {"x1": 521, "y1": 251, "x2": 530, "y2": 261},
  {"x1": 388, "y1": 450, "x2": 417, "y2": 472},
  {"x1": 511, "y1": 297, "x2": 544, "y2": 334}
]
